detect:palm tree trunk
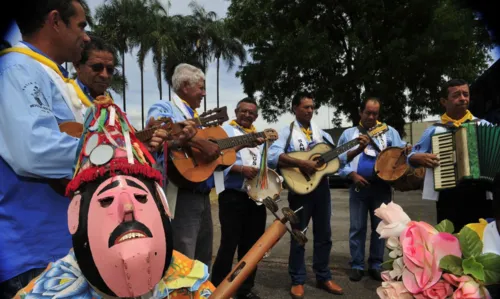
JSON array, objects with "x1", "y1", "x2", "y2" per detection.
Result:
[
  {"x1": 159, "y1": 72, "x2": 162, "y2": 99},
  {"x1": 169, "y1": 85, "x2": 171, "y2": 101},
  {"x1": 141, "y1": 66, "x2": 145, "y2": 129},
  {"x1": 203, "y1": 54, "x2": 207, "y2": 112},
  {"x1": 216, "y1": 57, "x2": 220, "y2": 108},
  {"x1": 121, "y1": 51, "x2": 126, "y2": 111}
]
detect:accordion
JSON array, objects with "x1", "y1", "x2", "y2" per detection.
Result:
[{"x1": 431, "y1": 122, "x2": 500, "y2": 191}]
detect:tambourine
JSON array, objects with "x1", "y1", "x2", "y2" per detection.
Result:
[{"x1": 244, "y1": 169, "x2": 283, "y2": 204}]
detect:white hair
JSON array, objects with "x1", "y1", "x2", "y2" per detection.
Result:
[{"x1": 172, "y1": 63, "x2": 205, "y2": 93}]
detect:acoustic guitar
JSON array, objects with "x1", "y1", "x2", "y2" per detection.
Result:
[
  {"x1": 168, "y1": 128, "x2": 279, "y2": 186},
  {"x1": 280, "y1": 124, "x2": 389, "y2": 195}
]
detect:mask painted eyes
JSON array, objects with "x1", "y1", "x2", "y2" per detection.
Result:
[
  {"x1": 135, "y1": 194, "x2": 148, "y2": 204},
  {"x1": 99, "y1": 196, "x2": 114, "y2": 208}
]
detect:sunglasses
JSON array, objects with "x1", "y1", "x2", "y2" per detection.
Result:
[{"x1": 87, "y1": 63, "x2": 115, "y2": 75}]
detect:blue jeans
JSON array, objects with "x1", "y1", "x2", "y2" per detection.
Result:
[
  {"x1": 0, "y1": 268, "x2": 45, "y2": 298},
  {"x1": 288, "y1": 178, "x2": 332, "y2": 285},
  {"x1": 349, "y1": 182, "x2": 392, "y2": 270}
]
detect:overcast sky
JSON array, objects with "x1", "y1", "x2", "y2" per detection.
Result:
[{"x1": 5, "y1": 0, "x2": 500, "y2": 131}]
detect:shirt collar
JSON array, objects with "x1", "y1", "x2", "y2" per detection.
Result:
[
  {"x1": 76, "y1": 78, "x2": 94, "y2": 102},
  {"x1": 21, "y1": 41, "x2": 69, "y2": 78}
]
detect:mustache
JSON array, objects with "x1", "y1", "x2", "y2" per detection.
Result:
[{"x1": 108, "y1": 220, "x2": 153, "y2": 248}]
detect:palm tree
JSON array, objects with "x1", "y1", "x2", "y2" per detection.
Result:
[
  {"x1": 94, "y1": 0, "x2": 141, "y2": 111},
  {"x1": 187, "y1": 1, "x2": 221, "y2": 111},
  {"x1": 211, "y1": 19, "x2": 246, "y2": 107}
]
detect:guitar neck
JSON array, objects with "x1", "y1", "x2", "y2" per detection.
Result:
[
  {"x1": 135, "y1": 127, "x2": 157, "y2": 142},
  {"x1": 216, "y1": 132, "x2": 267, "y2": 150},
  {"x1": 321, "y1": 138, "x2": 360, "y2": 162}
]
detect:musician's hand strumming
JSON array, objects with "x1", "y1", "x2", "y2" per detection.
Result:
[
  {"x1": 190, "y1": 138, "x2": 221, "y2": 162},
  {"x1": 241, "y1": 166, "x2": 259, "y2": 180},
  {"x1": 298, "y1": 160, "x2": 318, "y2": 176},
  {"x1": 349, "y1": 172, "x2": 370, "y2": 188},
  {"x1": 409, "y1": 153, "x2": 440, "y2": 168}
]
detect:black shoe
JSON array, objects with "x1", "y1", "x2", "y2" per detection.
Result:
[
  {"x1": 236, "y1": 291, "x2": 261, "y2": 299},
  {"x1": 368, "y1": 268, "x2": 383, "y2": 281},
  {"x1": 349, "y1": 269, "x2": 364, "y2": 281}
]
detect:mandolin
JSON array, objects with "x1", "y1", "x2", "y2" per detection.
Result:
[
  {"x1": 280, "y1": 124, "x2": 389, "y2": 195},
  {"x1": 168, "y1": 128, "x2": 279, "y2": 186}
]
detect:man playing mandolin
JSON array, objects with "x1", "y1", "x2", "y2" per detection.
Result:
[
  {"x1": 146, "y1": 63, "x2": 262, "y2": 270},
  {"x1": 337, "y1": 97, "x2": 406, "y2": 282},
  {"x1": 211, "y1": 97, "x2": 266, "y2": 299},
  {"x1": 268, "y1": 92, "x2": 343, "y2": 299}
]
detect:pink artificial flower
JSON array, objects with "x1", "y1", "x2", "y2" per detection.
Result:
[
  {"x1": 414, "y1": 280, "x2": 453, "y2": 299},
  {"x1": 375, "y1": 202, "x2": 412, "y2": 239},
  {"x1": 443, "y1": 274, "x2": 492, "y2": 299},
  {"x1": 376, "y1": 281, "x2": 414, "y2": 299},
  {"x1": 400, "y1": 221, "x2": 461, "y2": 294}
]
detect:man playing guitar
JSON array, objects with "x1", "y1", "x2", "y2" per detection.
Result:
[
  {"x1": 268, "y1": 92, "x2": 343, "y2": 299},
  {"x1": 337, "y1": 97, "x2": 406, "y2": 282}
]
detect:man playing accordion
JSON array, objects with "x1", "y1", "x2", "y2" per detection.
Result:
[{"x1": 408, "y1": 79, "x2": 494, "y2": 232}]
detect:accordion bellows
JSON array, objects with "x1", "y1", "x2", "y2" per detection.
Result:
[{"x1": 431, "y1": 122, "x2": 500, "y2": 191}]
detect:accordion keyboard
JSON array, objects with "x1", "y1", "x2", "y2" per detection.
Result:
[{"x1": 431, "y1": 133, "x2": 457, "y2": 189}]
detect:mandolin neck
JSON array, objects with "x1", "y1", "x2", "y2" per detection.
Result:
[
  {"x1": 321, "y1": 139, "x2": 360, "y2": 162},
  {"x1": 216, "y1": 132, "x2": 267, "y2": 150}
]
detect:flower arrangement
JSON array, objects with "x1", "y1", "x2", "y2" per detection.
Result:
[{"x1": 374, "y1": 202, "x2": 500, "y2": 299}]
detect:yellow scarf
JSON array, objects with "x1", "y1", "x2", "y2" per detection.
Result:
[
  {"x1": 441, "y1": 110, "x2": 473, "y2": 127},
  {"x1": 301, "y1": 127, "x2": 312, "y2": 141},
  {"x1": 229, "y1": 119, "x2": 256, "y2": 133},
  {"x1": 0, "y1": 47, "x2": 93, "y2": 107},
  {"x1": 181, "y1": 100, "x2": 199, "y2": 119},
  {"x1": 359, "y1": 120, "x2": 381, "y2": 129}
]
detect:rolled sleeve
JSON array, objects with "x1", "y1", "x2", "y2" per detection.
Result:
[
  {"x1": 407, "y1": 126, "x2": 435, "y2": 167},
  {"x1": 268, "y1": 126, "x2": 289, "y2": 169}
]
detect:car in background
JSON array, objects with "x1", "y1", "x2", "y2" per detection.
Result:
[{"x1": 328, "y1": 172, "x2": 350, "y2": 189}]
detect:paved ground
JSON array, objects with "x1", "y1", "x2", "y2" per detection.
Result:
[{"x1": 209, "y1": 187, "x2": 437, "y2": 298}]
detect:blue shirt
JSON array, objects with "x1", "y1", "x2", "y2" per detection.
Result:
[
  {"x1": 76, "y1": 78, "x2": 95, "y2": 102},
  {"x1": 407, "y1": 119, "x2": 491, "y2": 167},
  {"x1": 337, "y1": 125, "x2": 405, "y2": 178},
  {"x1": 0, "y1": 43, "x2": 77, "y2": 282},
  {"x1": 268, "y1": 122, "x2": 334, "y2": 169},
  {"x1": 146, "y1": 100, "x2": 214, "y2": 191},
  {"x1": 221, "y1": 123, "x2": 264, "y2": 191}
]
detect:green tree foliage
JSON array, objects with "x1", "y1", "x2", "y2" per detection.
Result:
[{"x1": 227, "y1": 0, "x2": 493, "y2": 132}]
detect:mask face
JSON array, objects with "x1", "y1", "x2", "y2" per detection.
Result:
[{"x1": 68, "y1": 175, "x2": 173, "y2": 297}]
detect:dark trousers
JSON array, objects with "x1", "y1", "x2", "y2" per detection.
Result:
[
  {"x1": 348, "y1": 182, "x2": 392, "y2": 270},
  {"x1": 437, "y1": 184, "x2": 493, "y2": 232},
  {"x1": 0, "y1": 268, "x2": 44, "y2": 298},
  {"x1": 171, "y1": 189, "x2": 213, "y2": 269},
  {"x1": 288, "y1": 178, "x2": 332, "y2": 285},
  {"x1": 211, "y1": 189, "x2": 267, "y2": 295}
]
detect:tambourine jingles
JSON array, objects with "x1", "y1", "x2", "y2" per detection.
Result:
[
  {"x1": 374, "y1": 146, "x2": 425, "y2": 192},
  {"x1": 244, "y1": 168, "x2": 283, "y2": 203}
]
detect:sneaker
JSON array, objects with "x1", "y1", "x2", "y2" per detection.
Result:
[{"x1": 368, "y1": 268, "x2": 383, "y2": 281}]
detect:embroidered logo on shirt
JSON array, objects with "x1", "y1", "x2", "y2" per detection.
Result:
[{"x1": 23, "y1": 82, "x2": 50, "y2": 112}]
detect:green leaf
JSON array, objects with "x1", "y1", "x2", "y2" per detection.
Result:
[
  {"x1": 476, "y1": 253, "x2": 500, "y2": 285},
  {"x1": 439, "y1": 255, "x2": 464, "y2": 276},
  {"x1": 463, "y1": 257, "x2": 485, "y2": 282},
  {"x1": 381, "y1": 258, "x2": 395, "y2": 270},
  {"x1": 458, "y1": 227, "x2": 483, "y2": 258},
  {"x1": 435, "y1": 220, "x2": 455, "y2": 233}
]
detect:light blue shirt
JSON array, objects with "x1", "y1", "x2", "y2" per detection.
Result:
[
  {"x1": 337, "y1": 125, "x2": 406, "y2": 178},
  {"x1": 221, "y1": 122, "x2": 264, "y2": 191},
  {"x1": 0, "y1": 42, "x2": 77, "y2": 282},
  {"x1": 268, "y1": 121, "x2": 334, "y2": 169},
  {"x1": 146, "y1": 100, "x2": 214, "y2": 191},
  {"x1": 407, "y1": 118, "x2": 491, "y2": 167}
]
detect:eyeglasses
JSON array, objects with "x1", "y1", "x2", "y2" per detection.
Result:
[{"x1": 87, "y1": 63, "x2": 115, "y2": 75}]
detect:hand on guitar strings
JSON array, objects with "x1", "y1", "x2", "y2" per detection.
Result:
[
  {"x1": 409, "y1": 153, "x2": 440, "y2": 168},
  {"x1": 188, "y1": 138, "x2": 221, "y2": 162},
  {"x1": 241, "y1": 166, "x2": 259, "y2": 180},
  {"x1": 349, "y1": 172, "x2": 370, "y2": 189},
  {"x1": 298, "y1": 160, "x2": 318, "y2": 176}
]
